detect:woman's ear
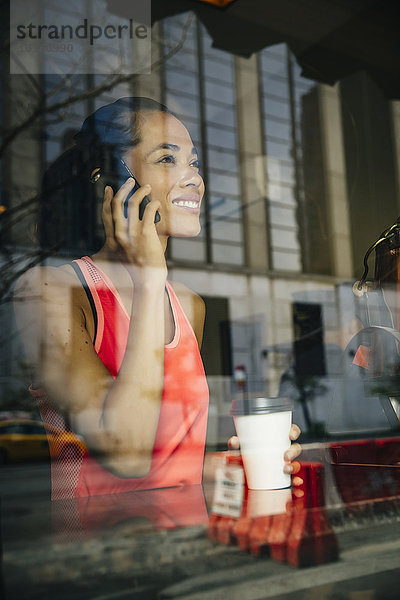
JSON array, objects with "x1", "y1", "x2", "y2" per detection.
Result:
[{"x1": 90, "y1": 167, "x2": 101, "y2": 183}]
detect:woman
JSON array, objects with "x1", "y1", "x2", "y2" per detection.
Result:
[{"x1": 14, "y1": 97, "x2": 301, "y2": 499}]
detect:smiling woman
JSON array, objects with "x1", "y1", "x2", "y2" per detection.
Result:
[
  {"x1": 13, "y1": 97, "x2": 301, "y2": 499},
  {"x1": 13, "y1": 97, "x2": 210, "y2": 499}
]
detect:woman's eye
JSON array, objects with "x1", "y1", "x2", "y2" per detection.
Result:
[
  {"x1": 159, "y1": 155, "x2": 176, "y2": 164},
  {"x1": 190, "y1": 159, "x2": 200, "y2": 169}
]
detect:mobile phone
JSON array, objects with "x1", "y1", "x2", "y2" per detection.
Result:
[
  {"x1": 118, "y1": 157, "x2": 160, "y2": 223},
  {"x1": 98, "y1": 154, "x2": 160, "y2": 223}
]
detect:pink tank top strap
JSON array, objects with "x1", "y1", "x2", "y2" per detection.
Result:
[{"x1": 71, "y1": 257, "x2": 105, "y2": 354}]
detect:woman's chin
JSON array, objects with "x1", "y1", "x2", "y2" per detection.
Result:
[{"x1": 170, "y1": 222, "x2": 201, "y2": 238}]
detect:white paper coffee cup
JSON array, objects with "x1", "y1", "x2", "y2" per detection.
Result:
[{"x1": 231, "y1": 396, "x2": 292, "y2": 490}]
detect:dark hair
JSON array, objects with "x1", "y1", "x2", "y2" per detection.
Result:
[
  {"x1": 74, "y1": 96, "x2": 171, "y2": 157},
  {"x1": 39, "y1": 97, "x2": 171, "y2": 257}
]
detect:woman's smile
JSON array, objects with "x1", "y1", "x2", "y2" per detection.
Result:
[{"x1": 171, "y1": 193, "x2": 201, "y2": 213}]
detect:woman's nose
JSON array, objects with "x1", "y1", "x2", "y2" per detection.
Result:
[{"x1": 178, "y1": 165, "x2": 203, "y2": 188}]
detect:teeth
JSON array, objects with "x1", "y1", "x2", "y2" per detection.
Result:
[{"x1": 173, "y1": 200, "x2": 198, "y2": 208}]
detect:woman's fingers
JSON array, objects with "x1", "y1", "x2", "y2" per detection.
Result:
[
  {"x1": 284, "y1": 426, "x2": 302, "y2": 475},
  {"x1": 111, "y1": 179, "x2": 158, "y2": 249},
  {"x1": 227, "y1": 435, "x2": 240, "y2": 450},
  {"x1": 111, "y1": 178, "x2": 136, "y2": 244},
  {"x1": 102, "y1": 185, "x2": 114, "y2": 234},
  {"x1": 292, "y1": 474, "x2": 304, "y2": 488},
  {"x1": 284, "y1": 460, "x2": 302, "y2": 475},
  {"x1": 284, "y1": 442, "x2": 302, "y2": 463},
  {"x1": 289, "y1": 423, "x2": 301, "y2": 441},
  {"x1": 128, "y1": 183, "x2": 152, "y2": 225},
  {"x1": 140, "y1": 194, "x2": 162, "y2": 231}
]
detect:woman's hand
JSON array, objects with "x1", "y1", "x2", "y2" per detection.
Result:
[
  {"x1": 227, "y1": 424, "x2": 303, "y2": 487},
  {"x1": 102, "y1": 179, "x2": 167, "y2": 283}
]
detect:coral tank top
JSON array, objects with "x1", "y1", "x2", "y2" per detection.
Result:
[{"x1": 32, "y1": 257, "x2": 209, "y2": 499}]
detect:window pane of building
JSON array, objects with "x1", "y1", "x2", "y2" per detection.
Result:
[
  {"x1": 207, "y1": 148, "x2": 238, "y2": 173},
  {"x1": 260, "y1": 45, "x2": 302, "y2": 272},
  {"x1": 170, "y1": 237, "x2": 207, "y2": 262},
  {"x1": 209, "y1": 195, "x2": 242, "y2": 218},
  {"x1": 207, "y1": 171, "x2": 240, "y2": 196},
  {"x1": 204, "y1": 79, "x2": 235, "y2": 105},
  {"x1": 205, "y1": 101, "x2": 236, "y2": 128},
  {"x1": 162, "y1": 12, "x2": 206, "y2": 263},
  {"x1": 207, "y1": 125, "x2": 237, "y2": 150},
  {"x1": 211, "y1": 218, "x2": 243, "y2": 243},
  {"x1": 212, "y1": 242, "x2": 244, "y2": 265},
  {"x1": 272, "y1": 250, "x2": 302, "y2": 271}
]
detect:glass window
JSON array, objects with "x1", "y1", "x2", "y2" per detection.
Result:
[
  {"x1": 261, "y1": 75, "x2": 289, "y2": 100},
  {"x1": 270, "y1": 227, "x2": 300, "y2": 250},
  {"x1": 166, "y1": 49, "x2": 198, "y2": 72},
  {"x1": 207, "y1": 148, "x2": 238, "y2": 173},
  {"x1": 211, "y1": 218, "x2": 243, "y2": 243},
  {"x1": 209, "y1": 195, "x2": 242, "y2": 218},
  {"x1": 212, "y1": 242, "x2": 244, "y2": 265},
  {"x1": 2, "y1": 424, "x2": 24, "y2": 434},
  {"x1": 204, "y1": 79, "x2": 235, "y2": 105},
  {"x1": 27, "y1": 424, "x2": 46, "y2": 435},
  {"x1": 266, "y1": 158, "x2": 295, "y2": 184},
  {"x1": 170, "y1": 238, "x2": 206, "y2": 262},
  {"x1": 207, "y1": 125, "x2": 237, "y2": 150},
  {"x1": 264, "y1": 119, "x2": 292, "y2": 142},
  {"x1": 265, "y1": 139, "x2": 292, "y2": 161},
  {"x1": 166, "y1": 70, "x2": 199, "y2": 97},
  {"x1": 268, "y1": 183, "x2": 296, "y2": 205},
  {"x1": 203, "y1": 57, "x2": 234, "y2": 84},
  {"x1": 269, "y1": 204, "x2": 298, "y2": 227},
  {"x1": 263, "y1": 97, "x2": 291, "y2": 120},
  {"x1": 163, "y1": 15, "x2": 244, "y2": 268},
  {"x1": 45, "y1": 140, "x2": 61, "y2": 164},
  {"x1": 260, "y1": 53, "x2": 286, "y2": 75},
  {"x1": 205, "y1": 102, "x2": 236, "y2": 128},
  {"x1": 272, "y1": 250, "x2": 302, "y2": 271},
  {"x1": 262, "y1": 44, "x2": 287, "y2": 61},
  {"x1": 163, "y1": 20, "x2": 197, "y2": 51},
  {"x1": 208, "y1": 170, "x2": 240, "y2": 196}
]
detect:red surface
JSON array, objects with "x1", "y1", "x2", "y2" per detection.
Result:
[
  {"x1": 207, "y1": 513, "x2": 221, "y2": 541},
  {"x1": 268, "y1": 511, "x2": 293, "y2": 562},
  {"x1": 248, "y1": 515, "x2": 273, "y2": 556},
  {"x1": 208, "y1": 458, "x2": 339, "y2": 568},
  {"x1": 285, "y1": 462, "x2": 339, "y2": 568},
  {"x1": 329, "y1": 437, "x2": 400, "y2": 504}
]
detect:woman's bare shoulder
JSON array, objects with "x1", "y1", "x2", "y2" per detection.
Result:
[
  {"x1": 170, "y1": 281, "x2": 205, "y2": 346},
  {"x1": 14, "y1": 263, "x2": 79, "y2": 299},
  {"x1": 13, "y1": 264, "x2": 89, "y2": 328},
  {"x1": 170, "y1": 281, "x2": 205, "y2": 312}
]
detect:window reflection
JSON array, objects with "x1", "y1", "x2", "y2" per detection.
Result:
[{"x1": 163, "y1": 14, "x2": 244, "y2": 266}]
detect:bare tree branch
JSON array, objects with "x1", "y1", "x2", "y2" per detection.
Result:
[{"x1": 0, "y1": 13, "x2": 194, "y2": 158}]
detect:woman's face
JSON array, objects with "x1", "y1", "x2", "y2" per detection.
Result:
[{"x1": 123, "y1": 111, "x2": 205, "y2": 238}]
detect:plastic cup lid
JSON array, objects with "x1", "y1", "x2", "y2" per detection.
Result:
[{"x1": 230, "y1": 396, "x2": 292, "y2": 416}]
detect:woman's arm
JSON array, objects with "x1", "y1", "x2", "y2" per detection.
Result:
[{"x1": 14, "y1": 182, "x2": 167, "y2": 478}]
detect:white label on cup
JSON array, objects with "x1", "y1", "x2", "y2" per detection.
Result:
[{"x1": 211, "y1": 463, "x2": 244, "y2": 517}]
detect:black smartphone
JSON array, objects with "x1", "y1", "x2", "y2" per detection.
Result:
[
  {"x1": 97, "y1": 153, "x2": 160, "y2": 223},
  {"x1": 117, "y1": 157, "x2": 160, "y2": 223}
]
